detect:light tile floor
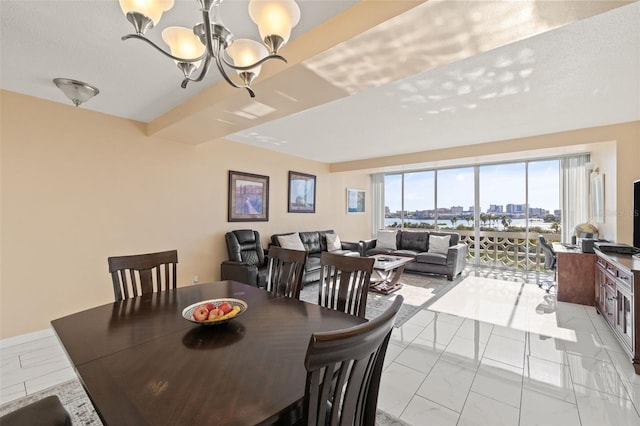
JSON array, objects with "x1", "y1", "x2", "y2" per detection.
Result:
[{"x1": 2, "y1": 270, "x2": 640, "y2": 425}]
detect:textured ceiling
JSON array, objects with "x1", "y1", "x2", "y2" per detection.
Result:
[{"x1": 1, "y1": 1, "x2": 639, "y2": 164}]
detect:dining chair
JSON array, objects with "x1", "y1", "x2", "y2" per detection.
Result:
[
  {"x1": 538, "y1": 235, "x2": 557, "y2": 293},
  {"x1": 302, "y1": 295, "x2": 403, "y2": 426},
  {"x1": 0, "y1": 395, "x2": 71, "y2": 426},
  {"x1": 318, "y1": 251, "x2": 375, "y2": 319},
  {"x1": 265, "y1": 246, "x2": 308, "y2": 299},
  {"x1": 107, "y1": 249, "x2": 178, "y2": 301}
]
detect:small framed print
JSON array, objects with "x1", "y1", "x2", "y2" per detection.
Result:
[
  {"x1": 347, "y1": 188, "x2": 365, "y2": 214},
  {"x1": 228, "y1": 170, "x2": 269, "y2": 222},
  {"x1": 288, "y1": 171, "x2": 316, "y2": 213}
]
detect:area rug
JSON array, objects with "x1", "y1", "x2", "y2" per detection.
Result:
[
  {"x1": 300, "y1": 271, "x2": 462, "y2": 328},
  {"x1": 0, "y1": 379, "x2": 410, "y2": 426}
]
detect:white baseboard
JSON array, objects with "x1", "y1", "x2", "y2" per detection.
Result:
[{"x1": 0, "y1": 328, "x2": 54, "y2": 349}]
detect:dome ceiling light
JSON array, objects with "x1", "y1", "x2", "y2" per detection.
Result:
[{"x1": 53, "y1": 78, "x2": 100, "y2": 107}]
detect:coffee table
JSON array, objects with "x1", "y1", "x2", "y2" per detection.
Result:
[{"x1": 370, "y1": 254, "x2": 413, "y2": 295}]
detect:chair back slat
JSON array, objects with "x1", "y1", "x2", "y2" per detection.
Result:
[
  {"x1": 303, "y1": 296, "x2": 403, "y2": 425},
  {"x1": 318, "y1": 252, "x2": 374, "y2": 318},
  {"x1": 266, "y1": 246, "x2": 307, "y2": 299},
  {"x1": 108, "y1": 250, "x2": 178, "y2": 301}
]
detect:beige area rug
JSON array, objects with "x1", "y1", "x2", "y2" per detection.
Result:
[
  {"x1": 0, "y1": 379, "x2": 410, "y2": 426},
  {"x1": 300, "y1": 271, "x2": 462, "y2": 327}
]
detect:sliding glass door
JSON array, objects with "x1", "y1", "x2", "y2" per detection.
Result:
[{"x1": 380, "y1": 158, "x2": 563, "y2": 272}]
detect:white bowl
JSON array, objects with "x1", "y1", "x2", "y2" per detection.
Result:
[{"x1": 182, "y1": 298, "x2": 248, "y2": 325}]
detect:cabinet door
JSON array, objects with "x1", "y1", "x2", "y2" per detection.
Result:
[
  {"x1": 605, "y1": 286, "x2": 617, "y2": 324},
  {"x1": 617, "y1": 286, "x2": 633, "y2": 349},
  {"x1": 596, "y1": 265, "x2": 607, "y2": 312}
]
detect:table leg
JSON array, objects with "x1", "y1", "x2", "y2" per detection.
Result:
[{"x1": 370, "y1": 265, "x2": 406, "y2": 295}]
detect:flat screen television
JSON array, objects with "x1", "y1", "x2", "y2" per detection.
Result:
[{"x1": 634, "y1": 179, "x2": 640, "y2": 249}]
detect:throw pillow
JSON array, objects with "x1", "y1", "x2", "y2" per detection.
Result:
[
  {"x1": 278, "y1": 233, "x2": 306, "y2": 251},
  {"x1": 429, "y1": 234, "x2": 451, "y2": 254},
  {"x1": 326, "y1": 233, "x2": 342, "y2": 252},
  {"x1": 376, "y1": 230, "x2": 397, "y2": 250}
]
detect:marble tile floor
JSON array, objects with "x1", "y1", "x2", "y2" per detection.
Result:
[{"x1": 2, "y1": 269, "x2": 640, "y2": 425}]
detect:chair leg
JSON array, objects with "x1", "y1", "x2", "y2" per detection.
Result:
[{"x1": 538, "y1": 280, "x2": 556, "y2": 293}]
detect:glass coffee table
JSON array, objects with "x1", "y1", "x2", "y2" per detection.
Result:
[{"x1": 370, "y1": 254, "x2": 413, "y2": 295}]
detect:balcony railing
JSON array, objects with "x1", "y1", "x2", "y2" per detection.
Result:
[{"x1": 455, "y1": 230, "x2": 560, "y2": 271}]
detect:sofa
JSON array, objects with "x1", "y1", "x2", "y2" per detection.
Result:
[
  {"x1": 270, "y1": 230, "x2": 360, "y2": 285},
  {"x1": 361, "y1": 230, "x2": 467, "y2": 280}
]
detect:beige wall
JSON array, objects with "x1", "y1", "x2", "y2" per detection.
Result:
[{"x1": 0, "y1": 90, "x2": 371, "y2": 339}]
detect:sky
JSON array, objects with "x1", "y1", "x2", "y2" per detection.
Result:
[{"x1": 385, "y1": 160, "x2": 560, "y2": 213}]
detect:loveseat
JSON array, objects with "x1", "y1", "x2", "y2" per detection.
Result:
[
  {"x1": 361, "y1": 230, "x2": 467, "y2": 280},
  {"x1": 270, "y1": 230, "x2": 360, "y2": 285}
]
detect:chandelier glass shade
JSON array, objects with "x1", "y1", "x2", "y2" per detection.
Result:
[{"x1": 119, "y1": 0, "x2": 300, "y2": 97}]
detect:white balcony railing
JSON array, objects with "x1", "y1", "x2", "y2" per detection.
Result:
[{"x1": 455, "y1": 230, "x2": 560, "y2": 271}]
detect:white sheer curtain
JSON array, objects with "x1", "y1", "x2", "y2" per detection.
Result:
[
  {"x1": 370, "y1": 173, "x2": 385, "y2": 238},
  {"x1": 560, "y1": 154, "x2": 590, "y2": 243}
]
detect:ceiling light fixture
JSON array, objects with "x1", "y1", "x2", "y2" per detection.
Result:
[
  {"x1": 119, "y1": 0, "x2": 300, "y2": 98},
  {"x1": 53, "y1": 78, "x2": 100, "y2": 107}
]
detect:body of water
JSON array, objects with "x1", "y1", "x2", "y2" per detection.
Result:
[{"x1": 384, "y1": 217, "x2": 555, "y2": 230}]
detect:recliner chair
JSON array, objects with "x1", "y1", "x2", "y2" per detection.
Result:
[
  {"x1": 538, "y1": 235, "x2": 557, "y2": 293},
  {"x1": 221, "y1": 229, "x2": 268, "y2": 287}
]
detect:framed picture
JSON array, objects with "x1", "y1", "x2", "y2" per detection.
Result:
[
  {"x1": 288, "y1": 171, "x2": 316, "y2": 213},
  {"x1": 228, "y1": 170, "x2": 269, "y2": 222},
  {"x1": 590, "y1": 173, "x2": 605, "y2": 224},
  {"x1": 347, "y1": 188, "x2": 365, "y2": 214}
]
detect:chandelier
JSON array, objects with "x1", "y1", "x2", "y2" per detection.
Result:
[{"x1": 119, "y1": 0, "x2": 300, "y2": 97}]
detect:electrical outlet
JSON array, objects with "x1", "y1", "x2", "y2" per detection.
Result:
[{"x1": 192, "y1": 275, "x2": 199, "y2": 284}]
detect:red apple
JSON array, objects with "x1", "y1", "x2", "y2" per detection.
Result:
[
  {"x1": 208, "y1": 308, "x2": 224, "y2": 320},
  {"x1": 218, "y1": 302, "x2": 233, "y2": 314},
  {"x1": 205, "y1": 303, "x2": 216, "y2": 312},
  {"x1": 192, "y1": 306, "x2": 209, "y2": 322}
]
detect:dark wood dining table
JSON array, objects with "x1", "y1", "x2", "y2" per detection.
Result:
[{"x1": 51, "y1": 280, "x2": 365, "y2": 426}]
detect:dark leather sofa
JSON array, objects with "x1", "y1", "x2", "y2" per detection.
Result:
[
  {"x1": 270, "y1": 230, "x2": 360, "y2": 285},
  {"x1": 361, "y1": 230, "x2": 467, "y2": 280}
]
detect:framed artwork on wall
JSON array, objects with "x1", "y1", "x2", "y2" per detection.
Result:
[
  {"x1": 228, "y1": 170, "x2": 269, "y2": 222},
  {"x1": 288, "y1": 171, "x2": 316, "y2": 213},
  {"x1": 590, "y1": 173, "x2": 605, "y2": 224},
  {"x1": 347, "y1": 188, "x2": 365, "y2": 214}
]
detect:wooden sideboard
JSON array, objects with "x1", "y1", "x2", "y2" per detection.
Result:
[
  {"x1": 553, "y1": 244, "x2": 596, "y2": 305},
  {"x1": 594, "y1": 250, "x2": 640, "y2": 374}
]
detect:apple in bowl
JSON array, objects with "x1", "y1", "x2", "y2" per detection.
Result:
[
  {"x1": 207, "y1": 308, "x2": 224, "y2": 320},
  {"x1": 192, "y1": 306, "x2": 209, "y2": 322}
]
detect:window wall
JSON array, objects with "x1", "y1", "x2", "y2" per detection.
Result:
[{"x1": 381, "y1": 158, "x2": 563, "y2": 270}]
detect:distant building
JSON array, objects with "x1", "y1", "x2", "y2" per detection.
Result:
[
  {"x1": 506, "y1": 203, "x2": 526, "y2": 214},
  {"x1": 528, "y1": 207, "x2": 547, "y2": 217},
  {"x1": 488, "y1": 204, "x2": 503, "y2": 213}
]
